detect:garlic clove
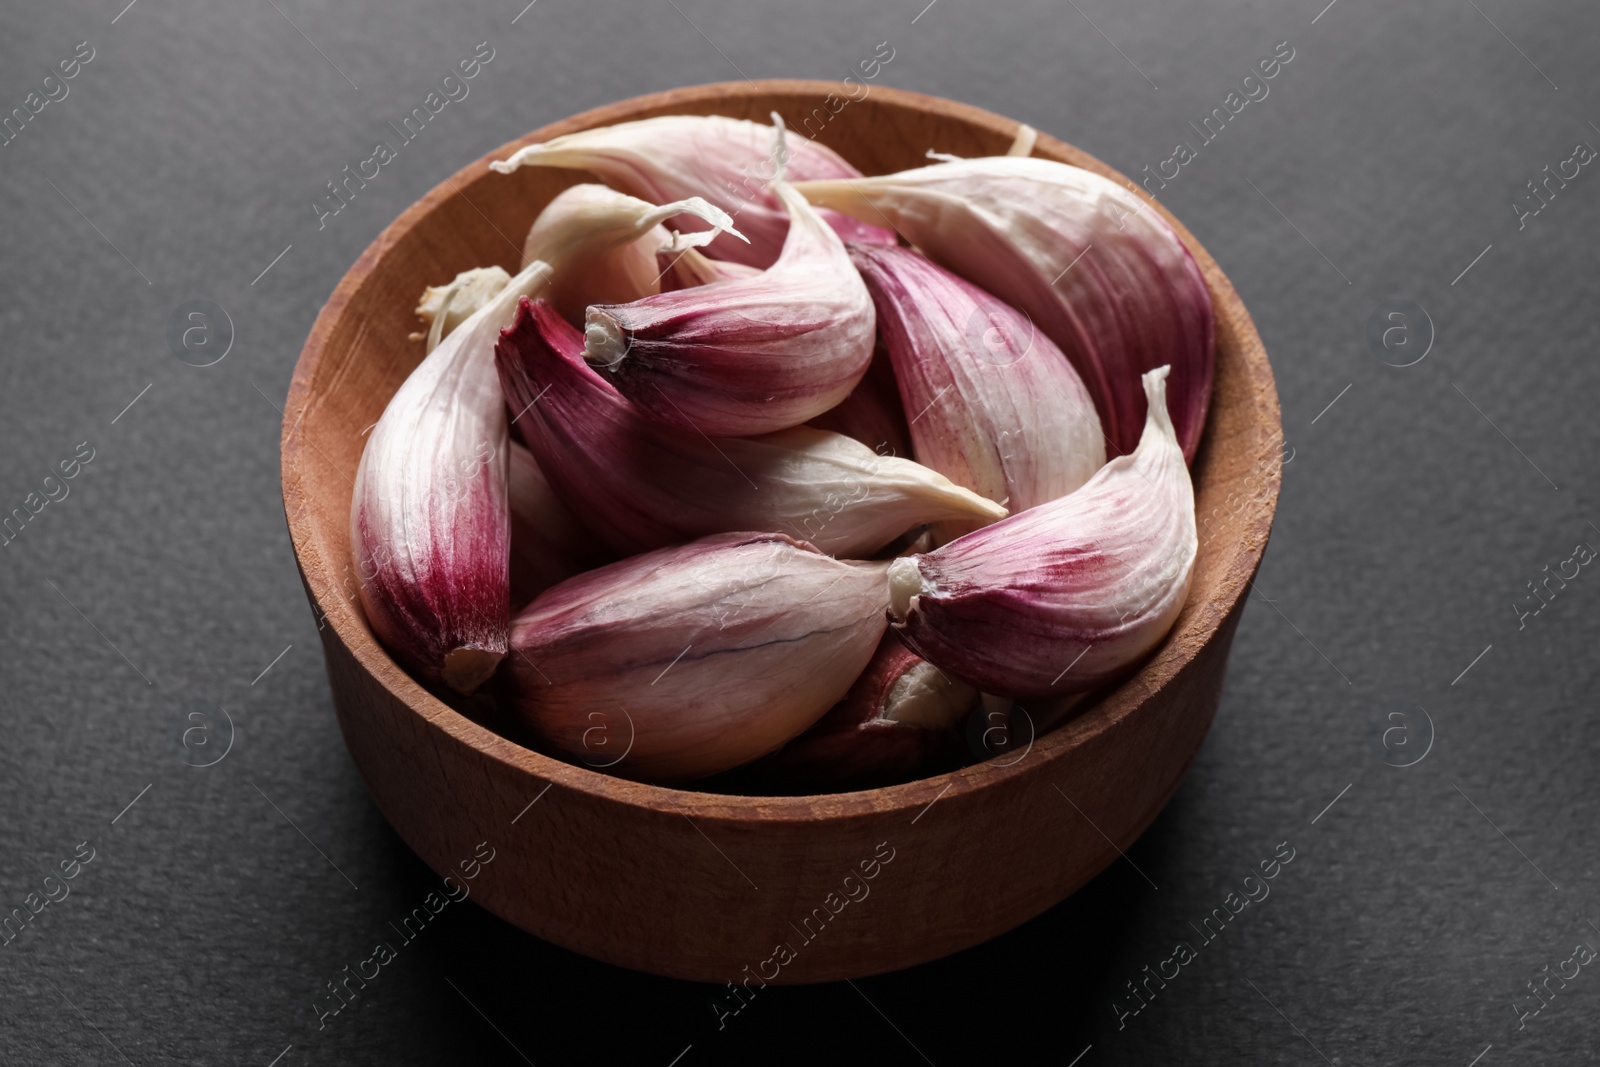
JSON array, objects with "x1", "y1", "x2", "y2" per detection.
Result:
[
  {"x1": 352, "y1": 257, "x2": 560, "y2": 694},
  {"x1": 489, "y1": 114, "x2": 894, "y2": 267},
  {"x1": 764, "y1": 632, "x2": 977, "y2": 788},
  {"x1": 847, "y1": 242, "x2": 1104, "y2": 539},
  {"x1": 583, "y1": 180, "x2": 877, "y2": 437},
  {"x1": 796, "y1": 157, "x2": 1215, "y2": 462},
  {"x1": 414, "y1": 184, "x2": 741, "y2": 351},
  {"x1": 806, "y1": 337, "x2": 911, "y2": 460},
  {"x1": 494, "y1": 296, "x2": 1007, "y2": 558},
  {"x1": 416, "y1": 266, "x2": 512, "y2": 353},
  {"x1": 517, "y1": 183, "x2": 744, "y2": 322},
  {"x1": 656, "y1": 243, "x2": 762, "y2": 291},
  {"x1": 888, "y1": 366, "x2": 1196, "y2": 698},
  {"x1": 503, "y1": 532, "x2": 891, "y2": 781},
  {"x1": 507, "y1": 439, "x2": 613, "y2": 609}
]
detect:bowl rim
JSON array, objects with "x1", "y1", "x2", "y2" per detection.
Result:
[{"x1": 282, "y1": 78, "x2": 1280, "y2": 826}]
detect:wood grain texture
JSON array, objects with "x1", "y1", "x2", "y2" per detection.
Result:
[{"x1": 280, "y1": 81, "x2": 1281, "y2": 984}]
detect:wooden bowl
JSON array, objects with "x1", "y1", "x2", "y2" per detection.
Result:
[{"x1": 282, "y1": 81, "x2": 1280, "y2": 983}]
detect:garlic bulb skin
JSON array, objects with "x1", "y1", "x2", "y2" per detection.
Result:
[
  {"x1": 584, "y1": 182, "x2": 876, "y2": 437},
  {"x1": 848, "y1": 242, "x2": 1104, "y2": 534},
  {"x1": 351, "y1": 258, "x2": 559, "y2": 694},
  {"x1": 495, "y1": 296, "x2": 1005, "y2": 558},
  {"x1": 489, "y1": 114, "x2": 894, "y2": 267},
  {"x1": 504, "y1": 532, "x2": 891, "y2": 782},
  {"x1": 888, "y1": 367, "x2": 1196, "y2": 698},
  {"x1": 796, "y1": 157, "x2": 1214, "y2": 462}
]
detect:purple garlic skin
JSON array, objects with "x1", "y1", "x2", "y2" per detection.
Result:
[
  {"x1": 350, "y1": 259, "x2": 557, "y2": 694},
  {"x1": 494, "y1": 297, "x2": 1004, "y2": 558},
  {"x1": 489, "y1": 114, "x2": 894, "y2": 267},
  {"x1": 796, "y1": 157, "x2": 1215, "y2": 462},
  {"x1": 889, "y1": 367, "x2": 1196, "y2": 698},
  {"x1": 504, "y1": 532, "x2": 890, "y2": 782},
  {"x1": 848, "y1": 242, "x2": 1104, "y2": 536},
  {"x1": 584, "y1": 182, "x2": 876, "y2": 437}
]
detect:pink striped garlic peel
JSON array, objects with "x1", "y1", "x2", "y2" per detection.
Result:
[
  {"x1": 488, "y1": 114, "x2": 894, "y2": 267},
  {"x1": 494, "y1": 297, "x2": 1005, "y2": 558},
  {"x1": 504, "y1": 532, "x2": 891, "y2": 782},
  {"x1": 351, "y1": 258, "x2": 562, "y2": 694},
  {"x1": 583, "y1": 181, "x2": 877, "y2": 437},
  {"x1": 848, "y1": 242, "x2": 1105, "y2": 537},
  {"x1": 795, "y1": 157, "x2": 1215, "y2": 462},
  {"x1": 888, "y1": 367, "x2": 1196, "y2": 698}
]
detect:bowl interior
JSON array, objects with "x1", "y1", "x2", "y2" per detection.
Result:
[{"x1": 282, "y1": 80, "x2": 1280, "y2": 821}]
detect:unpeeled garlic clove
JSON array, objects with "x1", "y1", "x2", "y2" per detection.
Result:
[
  {"x1": 764, "y1": 632, "x2": 977, "y2": 788},
  {"x1": 656, "y1": 243, "x2": 761, "y2": 291},
  {"x1": 351, "y1": 257, "x2": 561, "y2": 693},
  {"x1": 415, "y1": 186, "x2": 741, "y2": 350},
  {"x1": 887, "y1": 366, "x2": 1196, "y2": 698},
  {"x1": 796, "y1": 157, "x2": 1214, "y2": 462},
  {"x1": 489, "y1": 114, "x2": 894, "y2": 267},
  {"x1": 507, "y1": 439, "x2": 612, "y2": 608},
  {"x1": 503, "y1": 532, "x2": 891, "y2": 781},
  {"x1": 848, "y1": 242, "x2": 1104, "y2": 536},
  {"x1": 516, "y1": 183, "x2": 743, "y2": 322},
  {"x1": 806, "y1": 339, "x2": 911, "y2": 460},
  {"x1": 494, "y1": 297, "x2": 1007, "y2": 558},
  {"x1": 584, "y1": 180, "x2": 877, "y2": 436}
]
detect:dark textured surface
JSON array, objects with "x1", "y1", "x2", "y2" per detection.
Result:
[{"x1": 2, "y1": 0, "x2": 1597, "y2": 1062}]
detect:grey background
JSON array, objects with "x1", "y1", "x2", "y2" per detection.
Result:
[{"x1": 1, "y1": 0, "x2": 1597, "y2": 1063}]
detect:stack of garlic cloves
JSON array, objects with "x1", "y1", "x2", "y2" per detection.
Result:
[
  {"x1": 796, "y1": 156, "x2": 1215, "y2": 462},
  {"x1": 889, "y1": 367, "x2": 1197, "y2": 698},
  {"x1": 351, "y1": 110, "x2": 1212, "y2": 789}
]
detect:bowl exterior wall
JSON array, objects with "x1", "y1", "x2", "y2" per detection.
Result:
[{"x1": 318, "y1": 599, "x2": 1242, "y2": 982}]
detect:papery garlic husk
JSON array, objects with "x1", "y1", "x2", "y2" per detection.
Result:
[
  {"x1": 413, "y1": 186, "x2": 742, "y2": 346},
  {"x1": 888, "y1": 366, "x2": 1196, "y2": 698},
  {"x1": 656, "y1": 243, "x2": 762, "y2": 291},
  {"x1": 416, "y1": 266, "x2": 512, "y2": 352},
  {"x1": 504, "y1": 532, "x2": 891, "y2": 781},
  {"x1": 806, "y1": 338, "x2": 911, "y2": 460},
  {"x1": 584, "y1": 180, "x2": 877, "y2": 437},
  {"x1": 848, "y1": 242, "x2": 1104, "y2": 537},
  {"x1": 796, "y1": 157, "x2": 1215, "y2": 462},
  {"x1": 489, "y1": 114, "x2": 894, "y2": 267},
  {"x1": 764, "y1": 632, "x2": 977, "y2": 788},
  {"x1": 352, "y1": 257, "x2": 559, "y2": 693},
  {"x1": 518, "y1": 183, "x2": 744, "y2": 322},
  {"x1": 494, "y1": 297, "x2": 1006, "y2": 558},
  {"x1": 507, "y1": 439, "x2": 612, "y2": 608}
]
